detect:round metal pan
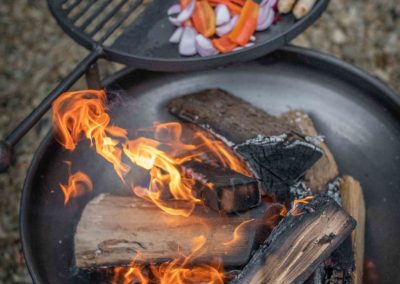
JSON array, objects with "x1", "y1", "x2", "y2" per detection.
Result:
[
  {"x1": 48, "y1": 0, "x2": 330, "y2": 71},
  {"x1": 20, "y1": 46, "x2": 400, "y2": 284}
]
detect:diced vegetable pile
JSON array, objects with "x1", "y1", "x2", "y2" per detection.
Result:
[{"x1": 168, "y1": 0, "x2": 317, "y2": 57}]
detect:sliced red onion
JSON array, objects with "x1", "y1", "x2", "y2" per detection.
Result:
[
  {"x1": 256, "y1": 7, "x2": 275, "y2": 31},
  {"x1": 195, "y1": 34, "x2": 219, "y2": 57},
  {"x1": 215, "y1": 4, "x2": 230, "y2": 26},
  {"x1": 179, "y1": 26, "x2": 197, "y2": 56},
  {"x1": 257, "y1": 3, "x2": 271, "y2": 26},
  {"x1": 216, "y1": 15, "x2": 239, "y2": 37},
  {"x1": 169, "y1": 0, "x2": 195, "y2": 26},
  {"x1": 167, "y1": 4, "x2": 181, "y2": 16},
  {"x1": 261, "y1": 0, "x2": 277, "y2": 6},
  {"x1": 169, "y1": 27, "x2": 184, "y2": 43}
]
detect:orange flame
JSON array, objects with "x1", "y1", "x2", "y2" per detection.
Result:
[
  {"x1": 223, "y1": 219, "x2": 254, "y2": 246},
  {"x1": 290, "y1": 196, "x2": 314, "y2": 216},
  {"x1": 52, "y1": 90, "x2": 130, "y2": 180},
  {"x1": 53, "y1": 91, "x2": 251, "y2": 216},
  {"x1": 113, "y1": 236, "x2": 224, "y2": 284},
  {"x1": 59, "y1": 165, "x2": 93, "y2": 205}
]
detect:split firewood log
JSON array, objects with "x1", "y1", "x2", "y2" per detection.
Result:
[
  {"x1": 230, "y1": 195, "x2": 356, "y2": 284},
  {"x1": 74, "y1": 194, "x2": 280, "y2": 269},
  {"x1": 168, "y1": 89, "x2": 323, "y2": 201}
]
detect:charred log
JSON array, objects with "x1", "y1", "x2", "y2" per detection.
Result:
[
  {"x1": 168, "y1": 90, "x2": 323, "y2": 199},
  {"x1": 235, "y1": 135, "x2": 322, "y2": 201},
  {"x1": 230, "y1": 195, "x2": 356, "y2": 284},
  {"x1": 74, "y1": 194, "x2": 273, "y2": 269},
  {"x1": 281, "y1": 110, "x2": 339, "y2": 193},
  {"x1": 181, "y1": 161, "x2": 260, "y2": 213}
]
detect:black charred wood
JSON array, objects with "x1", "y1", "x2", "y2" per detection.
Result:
[{"x1": 235, "y1": 135, "x2": 323, "y2": 201}]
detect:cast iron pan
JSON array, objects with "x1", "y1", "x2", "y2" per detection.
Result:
[{"x1": 21, "y1": 46, "x2": 400, "y2": 284}]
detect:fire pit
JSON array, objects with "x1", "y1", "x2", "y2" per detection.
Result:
[
  {"x1": 1, "y1": 1, "x2": 399, "y2": 284},
  {"x1": 18, "y1": 47, "x2": 400, "y2": 283}
]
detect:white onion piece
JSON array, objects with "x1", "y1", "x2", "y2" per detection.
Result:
[
  {"x1": 169, "y1": 27, "x2": 184, "y2": 43},
  {"x1": 195, "y1": 34, "x2": 219, "y2": 57},
  {"x1": 169, "y1": 0, "x2": 196, "y2": 26},
  {"x1": 167, "y1": 4, "x2": 181, "y2": 16},
  {"x1": 245, "y1": 42, "x2": 255, "y2": 47},
  {"x1": 216, "y1": 15, "x2": 239, "y2": 37},
  {"x1": 215, "y1": 4, "x2": 230, "y2": 26},
  {"x1": 261, "y1": 0, "x2": 277, "y2": 7},
  {"x1": 257, "y1": 3, "x2": 271, "y2": 26},
  {"x1": 250, "y1": 35, "x2": 256, "y2": 42},
  {"x1": 256, "y1": 7, "x2": 275, "y2": 31},
  {"x1": 179, "y1": 27, "x2": 197, "y2": 56}
]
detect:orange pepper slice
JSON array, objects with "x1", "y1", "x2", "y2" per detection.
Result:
[
  {"x1": 229, "y1": 0, "x2": 259, "y2": 46},
  {"x1": 208, "y1": 0, "x2": 242, "y2": 14},
  {"x1": 212, "y1": 36, "x2": 238, "y2": 53},
  {"x1": 192, "y1": 1, "x2": 216, "y2": 37}
]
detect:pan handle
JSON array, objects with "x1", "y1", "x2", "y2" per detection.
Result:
[{"x1": 0, "y1": 46, "x2": 104, "y2": 172}]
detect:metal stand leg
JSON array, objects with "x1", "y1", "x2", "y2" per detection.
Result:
[{"x1": 85, "y1": 62, "x2": 102, "y2": 90}]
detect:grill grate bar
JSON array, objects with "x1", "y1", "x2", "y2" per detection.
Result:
[
  {"x1": 64, "y1": 0, "x2": 83, "y2": 14},
  {"x1": 99, "y1": 0, "x2": 143, "y2": 43},
  {"x1": 71, "y1": 0, "x2": 96, "y2": 22},
  {"x1": 79, "y1": 0, "x2": 113, "y2": 31},
  {"x1": 88, "y1": 0, "x2": 129, "y2": 38}
]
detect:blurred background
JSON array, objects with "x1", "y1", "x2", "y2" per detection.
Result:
[{"x1": 0, "y1": 0, "x2": 399, "y2": 283}]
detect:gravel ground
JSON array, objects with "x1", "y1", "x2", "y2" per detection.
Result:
[{"x1": 0, "y1": 0, "x2": 399, "y2": 283}]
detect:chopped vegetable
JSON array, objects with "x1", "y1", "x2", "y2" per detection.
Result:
[
  {"x1": 208, "y1": 0, "x2": 242, "y2": 14},
  {"x1": 212, "y1": 35, "x2": 238, "y2": 53},
  {"x1": 192, "y1": 1, "x2": 216, "y2": 37},
  {"x1": 293, "y1": 0, "x2": 317, "y2": 19},
  {"x1": 277, "y1": 0, "x2": 296, "y2": 14},
  {"x1": 228, "y1": 0, "x2": 260, "y2": 46},
  {"x1": 215, "y1": 4, "x2": 231, "y2": 26}
]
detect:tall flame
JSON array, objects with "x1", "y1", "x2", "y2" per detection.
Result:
[
  {"x1": 52, "y1": 91, "x2": 251, "y2": 217},
  {"x1": 113, "y1": 236, "x2": 224, "y2": 284},
  {"x1": 52, "y1": 90, "x2": 130, "y2": 180}
]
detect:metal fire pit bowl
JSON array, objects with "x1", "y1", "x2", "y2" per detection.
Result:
[{"x1": 20, "y1": 46, "x2": 400, "y2": 284}]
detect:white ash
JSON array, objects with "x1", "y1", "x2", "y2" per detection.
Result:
[
  {"x1": 325, "y1": 177, "x2": 342, "y2": 205},
  {"x1": 234, "y1": 134, "x2": 287, "y2": 149},
  {"x1": 305, "y1": 135, "x2": 325, "y2": 146},
  {"x1": 290, "y1": 181, "x2": 312, "y2": 201}
]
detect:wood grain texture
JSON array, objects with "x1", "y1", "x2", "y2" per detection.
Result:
[
  {"x1": 74, "y1": 194, "x2": 272, "y2": 269},
  {"x1": 340, "y1": 176, "x2": 365, "y2": 284},
  {"x1": 230, "y1": 195, "x2": 356, "y2": 284}
]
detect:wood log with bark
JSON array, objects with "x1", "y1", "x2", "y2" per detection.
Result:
[
  {"x1": 230, "y1": 195, "x2": 356, "y2": 284},
  {"x1": 74, "y1": 194, "x2": 280, "y2": 269},
  {"x1": 168, "y1": 89, "x2": 323, "y2": 201}
]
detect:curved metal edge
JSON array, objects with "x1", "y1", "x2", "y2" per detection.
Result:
[
  {"x1": 278, "y1": 45, "x2": 400, "y2": 116},
  {"x1": 19, "y1": 45, "x2": 400, "y2": 284},
  {"x1": 48, "y1": 0, "x2": 329, "y2": 72}
]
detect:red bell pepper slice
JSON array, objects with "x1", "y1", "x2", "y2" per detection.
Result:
[
  {"x1": 229, "y1": 0, "x2": 260, "y2": 46},
  {"x1": 192, "y1": 1, "x2": 216, "y2": 37}
]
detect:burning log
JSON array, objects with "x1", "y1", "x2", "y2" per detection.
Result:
[
  {"x1": 340, "y1": 176, "x2": 365, "y2": 284},
  {"x1": 74, "y1": 194, "x2": 275, "y2": 269},
  {"x1": 181, "y1": 161, "x2": 260, "y2": 213},
  {"x1": 281, "y1": 110, "x2": 339, "y2": 193},
  {"x1": 168, "y1": 89, "x2": 323, "y2": 200},
  {"x1": 230, "y1": 195, "x2": 356, "y2": 284}
]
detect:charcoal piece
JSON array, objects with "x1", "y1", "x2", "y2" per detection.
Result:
[
  {"x1": 181, "y1": 161, "x2": 260, "y2": 213},
  {"x1": 235, "y1": 135, "x2": 323, "y2": 201},
  {"x1": 230, "y1": 195, "x2": 356, "y2": 284}
]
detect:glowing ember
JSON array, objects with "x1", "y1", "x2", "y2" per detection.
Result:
[
  {"x1": 113, "y1": 236, "x2": 225, "y2": 284},
  {"x1": 59, "y1": 162, "x2": 93, "y2": 205}
]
